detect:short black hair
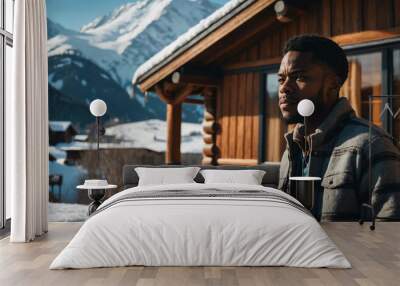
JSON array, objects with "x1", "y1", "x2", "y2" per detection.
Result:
[{"x1": 283, "y1": 34, "x2": 348, "y2": 85}]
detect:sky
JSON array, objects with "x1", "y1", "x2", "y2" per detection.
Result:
[{"x1": 46, "y1": 0, "x2": 229, "y2": 31}]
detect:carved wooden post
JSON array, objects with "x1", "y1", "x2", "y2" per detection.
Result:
[
  {"x1": 166, "y1": 103, "x2": 182, "y2": 164},
  {"x1": 202, "y1": 88, "x2": 219, "y2": 165}
]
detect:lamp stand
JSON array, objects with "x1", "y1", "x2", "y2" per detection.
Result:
[
  {"x1": 303, "y1": 116, "x2": 308, "y2": 172},
  {"x1": 96, "y1": 116, "x2": 100, "y2": 177}
]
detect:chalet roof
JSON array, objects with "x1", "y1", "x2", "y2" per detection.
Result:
[
  {"x1": 131, "y1": 0, "x2": 253, "y2": 86},
  {"x1": 74, "y1": 134, "x2": 89, "y2": 142},
  {"x1": 49, "y1": 146, "x2": 67, "y2": 160},
  {"x1": 49, "y1": 121, "x2": 75, "y2": 133}
]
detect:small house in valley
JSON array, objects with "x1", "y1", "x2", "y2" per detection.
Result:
[{"x1": 49, "y1": 121, "x2": 78, "y2": 145}]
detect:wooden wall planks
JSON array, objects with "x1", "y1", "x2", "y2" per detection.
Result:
[{"x1": 216, "y1": 73, "x2": 260, "y2": 161}]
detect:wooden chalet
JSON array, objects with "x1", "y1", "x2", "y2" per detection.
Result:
[
  {"x1": 49, "y1": 121, "x2": 78, "y2": 146},
  {"x1": 133, "y1": 0, "x2": 400, "y2": 165}
]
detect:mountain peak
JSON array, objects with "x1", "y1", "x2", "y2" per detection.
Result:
[
  {"x1": 48, "y1": 0, "x2": 220, "y2": 87},
  {"x1": 47, "y1": 0, "x2": 220, "y2": 125},
  {"x1": 80, "y1": 1, "x2": 142, "y2": 33},
  {"x1": 79, "y1": 0, "x2": 173, "y2": 54}
]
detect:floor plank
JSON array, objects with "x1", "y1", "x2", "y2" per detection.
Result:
[{"x1": 0, "y1": 222, "x2": 399, "y2": 286}]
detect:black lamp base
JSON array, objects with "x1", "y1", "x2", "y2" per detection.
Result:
[
  {"x1": 359, "y1": 203, "x2": 376, "y2": 231},
  {"x1": 87, "y1": 189, "x2": 106, "y2": 215}
]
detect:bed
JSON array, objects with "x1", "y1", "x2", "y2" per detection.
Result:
[{"x1": 50, "y1": 164, "x2": 351, "y2": 269}]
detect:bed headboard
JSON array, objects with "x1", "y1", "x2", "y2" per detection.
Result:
[{"x1": 122, "y1": 163, "x2": 280, "y2": 189}]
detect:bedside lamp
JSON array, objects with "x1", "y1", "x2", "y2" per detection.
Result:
[
  {"x1": 297, "y1": 99, "x2": 315, "y2": 164},
  {"x1": 297, "y1": 98, "x2": 315, "y2": 117},
  {"x1": 89, "y1": 99, "x2": 107, "y2": 176},
  {"x1": 78, "y1": 99, "x2": 111, "y2": 215},
  {"x1": 90, "y1": 99, "x2": 107, "y2": 117},
  {"x1": 290, "y1": 99, "x2": 321, "y2": 220}
]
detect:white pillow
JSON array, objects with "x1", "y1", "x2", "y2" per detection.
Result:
[
  {"x1": 135, "y1": 167, "x2": 200, "y2": 186},
  {"x1": 200, "y1": 169, "x2": 266, "y2": 185}
]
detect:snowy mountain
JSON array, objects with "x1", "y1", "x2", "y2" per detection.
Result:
[
  {"x1": 48, "y1": 52, "x2": 205, "y2": 127},
  {"x1": 48, "y1": 0, "x2": 219, "y2": 89},
  {"x1": 48, "y1": 84, "x2": 94, "y2": 129},
  {"x1": 47, "y1": 18, "x2": 75, "y2": 39},
  {"x1": 48, "y1": 53, "x2": 154, "y2": 129},
  {"x1": 47, "y1": 0, "x2": 220, "y2": 126}
]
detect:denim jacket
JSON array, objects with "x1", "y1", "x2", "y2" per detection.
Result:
[{"x1": 278, "y1": 97, "x2": 400, "y2": 220}]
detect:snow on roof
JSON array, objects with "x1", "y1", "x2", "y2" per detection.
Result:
[
  {"x1": 49, "y1": 121, "x2": 74, "y2": 132},
  {"x1": 131, "y1": 0, "x2": 251, "y2": 85},
  {"x1": 56, "y1": 141, "x2": 99, "y2": 151},
  {"x1": 49, "y1": 146, "x2": 67, "y2": 160},
  {"x1": 74, "y1": 134, "x2": 89, "y2": 142}
]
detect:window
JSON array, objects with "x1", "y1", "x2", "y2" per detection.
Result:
[
  {"x1": 343, "y1": 52, "x2": 382, "y2": 127},
  {"x1": 392, "y1": 49, "x2": 400, "y2": 141},
  {"x1": 260, "y1": 71, "x2": 287, "y2": 162},
  {"x1": 345, "y1": 43, "x2": 400, "y2": 138},
  {"x1": 1, "y1": 0, "x2": 14, "y2": 230}
]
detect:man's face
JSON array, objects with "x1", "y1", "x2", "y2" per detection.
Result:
[{"x1": 278, "y1": 51, "x2": 336, "y2": 124}]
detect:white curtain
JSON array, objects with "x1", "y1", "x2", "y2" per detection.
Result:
[{"x1": 7, "y1": 0, "x2": 49, "y2": 242}]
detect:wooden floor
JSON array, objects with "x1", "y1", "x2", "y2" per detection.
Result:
[{"x1": 0, "y1": 222, "x2": 399, "y2": 286}]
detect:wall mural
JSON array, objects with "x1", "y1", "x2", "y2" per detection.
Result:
[{"x1": 46, "y1": 0, "x2": 227, "y2": 218}]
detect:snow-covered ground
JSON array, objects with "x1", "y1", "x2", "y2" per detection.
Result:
[
  {"x1": 56, "y1": 119, "x2": 203, "y2": 154},
  {"x1": 48, "y1": 202, "x2": 88, "y2": 222},
  {"x1": 48, "y1": 119, "x2": 202, "y2": 206},
  {"x1": 106, "y1": 119, "x2": 203, "y2": 153},
  {"x1": 49, "y1": 160, "x2": 87, "y2": 203}
]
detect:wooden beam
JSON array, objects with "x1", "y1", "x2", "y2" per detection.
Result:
[
  {"x1": 184, "y1": 98, "x2": 204, "y2": 105},
  {"x1": 332, "y1": 27, "x2": 400, "y2": 47},
  {"x1": 202, "y1": 87, "x2": 217, "y2": 116},
  {"x1": 202, "y1": 157, "x2": 214, "y2": 165},
  {"x1": 204, "y1": 110, "x2": 216, "y2": 121},
  {"x1": 155, "y1": 82, "x2": 201, "y2": 104},
  {"x1": 154, "y1": 84, "x2": 174, "y2": 104},
  {"x1": 217, "y1": 158, "x2": 258, "y2": 166},
  {"x1": 274, "y1": 0, "x2": 305, "y2": 23},
  {"x1": 173, "y1": 84, "x2": 195, "y2": 105},
  {"x1": 166, "y1": 103, "x2": 181, "y2": 164},
  {"x1": 203, "y1": 133, "x2": 213, "y2": 144},
  {"x1": 201, "y1": 87, "x2": 218, "y2": 165},
  {"x1": 138, "y1": 0, "x2": 276, "y2": 91},
  {"x1": 203, "y1": 144, "x2": 219, "y2": 158},
  {"x1": 203, "y1": 121, "x2": 219, "y2": 134}
]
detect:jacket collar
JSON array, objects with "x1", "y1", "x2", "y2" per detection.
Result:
[{"x1": 284, "y1": 97, "x2": 355, "y2": 151}]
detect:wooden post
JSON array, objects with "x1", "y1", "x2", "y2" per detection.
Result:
[
  {"x1": 166, "y1": 103, "x2": 182, "y2": 164},
  {"x1": 202, "y1": 87, "x2": 219, "y2": 165}
]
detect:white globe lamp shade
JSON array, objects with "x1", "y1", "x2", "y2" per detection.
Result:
[
  {"x1": 297, "y1": 99, "x2": 315, "y2": 117},
  {"x1": 90, "y1": 99, "x2": 107, "y2": 117}
]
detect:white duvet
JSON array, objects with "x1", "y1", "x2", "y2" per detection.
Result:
[{"x1": 50, "y1": 183, "x2": 351, "y2": 269}]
